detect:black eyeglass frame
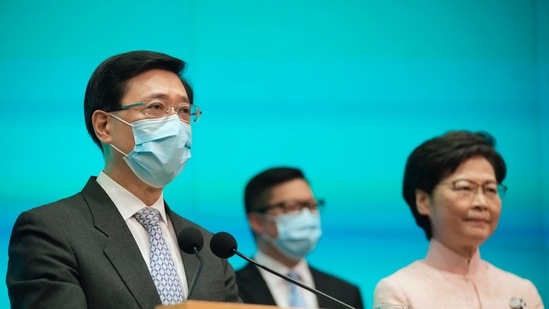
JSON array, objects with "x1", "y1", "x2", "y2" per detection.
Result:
[{"x1": 253, "y1": 199, "x2": 325, "y2": 214}]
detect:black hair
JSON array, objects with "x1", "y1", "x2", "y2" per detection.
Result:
[
  {"x1": 83, "y1": 50, "x2": 193, "y2": 151},
  {"x1": 244, "y1": 167, "x2": 307, "y2": 214}
]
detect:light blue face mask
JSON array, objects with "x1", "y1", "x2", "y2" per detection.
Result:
[
  {"x1": 109, "y1": 114, "x2": 192, "y2": 188},
  {"x1": 261, "y1": 209, "x2": 322, "y2": 260}
]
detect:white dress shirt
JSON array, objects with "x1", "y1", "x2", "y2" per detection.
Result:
[
  {"x1": 255, "y1": 250, "x2": 319, "y2": 308},
  {"x1": 96, "y1": 171, "x2": 188, "y2": 296}
]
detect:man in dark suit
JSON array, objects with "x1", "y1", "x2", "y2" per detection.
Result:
[
  {"x1": 6, "y1": 50, "x2": 241, "y2": 309},
  {"x1": 235, "y1": 167, "x2": 364, "y2": 309}
]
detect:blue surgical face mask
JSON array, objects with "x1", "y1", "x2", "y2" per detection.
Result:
[
  {"x1": 109, "y1": 114, "x2": 192, "y2": 188},
  {"x1": 261, "y1": 209, "x2": 322, "y2": 260}
]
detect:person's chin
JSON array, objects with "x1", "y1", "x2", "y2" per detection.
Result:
[{"x1": 464, "y1": 227, "x2": 492, "y2": 243}]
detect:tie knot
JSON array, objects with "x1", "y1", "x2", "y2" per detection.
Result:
[
  {"x1": 134, "y1": 207, "x2": 161, "y2": 231},
  {"x1": 287, "y1": 269, "x2": 301, "y2": 281}
]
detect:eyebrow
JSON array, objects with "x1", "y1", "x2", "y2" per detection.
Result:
[
  {"x1": 272, "y1": 198, "x2": 316, "y2": 204},
  {"x1": 144, "y1": 93, "x2": 189, "y2": 104},
  {"x1": 454, "y1": 178, "x2": 498, "y2": 184}
]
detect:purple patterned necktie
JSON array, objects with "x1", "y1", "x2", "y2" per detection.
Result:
[{"x1": 134, "y1": 207, "x2": 184, "y2": 305}]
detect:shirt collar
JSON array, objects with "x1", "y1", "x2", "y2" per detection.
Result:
[
  {"x1": 255, "y1": 249, "x2": 311, "y2": 282},
  {"x1": 96, "y1": 171, "x2": 167, "y2": 222},
  {"x1": 424, "y1": 238, "x2": 484, "y2": 276}
]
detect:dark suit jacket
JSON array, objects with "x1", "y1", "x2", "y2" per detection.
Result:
[
  {"x1": 6, "y1": 177, "x2": 240, "y2": 309},
  {"x1": 236, "y1": 262, "x2": 364, "y2": 309}
]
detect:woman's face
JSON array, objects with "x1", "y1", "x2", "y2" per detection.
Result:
[{"x1": 416, "y1": 156, "x2": 502, "y2": 255}]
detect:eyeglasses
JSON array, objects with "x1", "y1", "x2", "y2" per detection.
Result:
[
  {"x1": 254, "y1": 199, "x2": 325, "y2": 214},
  {"x1": 109, "y1": 98, "x2": 202, "y2": 123},
  {"x1": 441, "y1": 179, "x2": 507, "y2": 200}
]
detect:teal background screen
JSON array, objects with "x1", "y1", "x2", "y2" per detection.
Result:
[{"x1": 1, "y1": 0, "x2": 548, "y2": 306}]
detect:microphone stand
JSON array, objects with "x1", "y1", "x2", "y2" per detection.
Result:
[
  {"x1": 233, "y1": 251, "x2": 355, "y2": 309},
  {"x1": 186, "y1": 247, "x2": 204, "y2": 299}
]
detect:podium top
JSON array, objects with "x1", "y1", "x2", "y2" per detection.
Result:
[{"x1": 158, "y1": 300, "x2": 283, "y2": 309}]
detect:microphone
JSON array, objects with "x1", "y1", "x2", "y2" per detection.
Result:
[
  {"x1": 210, "y1": 232, "x2": 356, "y2": 309},
  {"x1": 177, "y1": 227, "x2": 204, "y2": 300}
]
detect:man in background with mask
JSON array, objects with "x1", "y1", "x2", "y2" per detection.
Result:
[
  {"x1": 6, "y1": 50, "x2": 240, "y2": 309},
  {"x1": 235, "y1": 167, "x2": 364, "y2": 309}
]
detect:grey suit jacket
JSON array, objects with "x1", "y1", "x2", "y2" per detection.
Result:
[
  {"x1": 7, "y1": 177, "x2": 241, "y2": 309},
  {"x1": 236, "y1": 262, "x2": 364, "y2": 309}
]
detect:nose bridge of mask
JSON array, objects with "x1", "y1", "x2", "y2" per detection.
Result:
[
  {"x1": 276, "y1": 208, "x2": 320, "y2": 236},
  {"x1": 131, "y1": 115, "x2": 188, "y2": 145},
  {"x1": 109, "y1": 113, "x2": 191, "y2": 148}
]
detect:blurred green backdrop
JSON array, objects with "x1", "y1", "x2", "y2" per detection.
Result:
[{"x1": 1, "y1": 0, "x2": 548, "y2": 307}]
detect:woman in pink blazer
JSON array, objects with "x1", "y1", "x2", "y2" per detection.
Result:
[{"x1": 374, "y1": 130, "x2": 544, "y2": 309}]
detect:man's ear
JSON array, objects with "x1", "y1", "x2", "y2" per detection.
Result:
[
  {"x1": 415, "y1": 189, "x2": 431, "y2": 216},
  {"x1": 92, "y1": 110, "x2": 112, "y2": 144}
]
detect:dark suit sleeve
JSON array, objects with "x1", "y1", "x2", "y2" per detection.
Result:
[
  {"x1": 349, "y1": 285, "x2": 365, "y2": 309},
  {"x1": 6, "y1": 210, "x2": 87, "y2": 309},
  {"x1": 312, "y1": 267, "x2": 365, "y2": 309},
  {"x1": 221, "y1": 258, "x2": 241, "y2": 302}
]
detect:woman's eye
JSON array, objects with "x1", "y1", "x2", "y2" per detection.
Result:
[{"x1": 457, "y1": 186, "x2": 474, "y2": 192}]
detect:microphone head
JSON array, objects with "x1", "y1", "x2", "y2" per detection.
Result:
[
  {"x1": 210, "y1": 232, "x2": 238, "y2": 258},
  {"x1": 178, "y1": 227, "x2": 204, "y2": 254}
]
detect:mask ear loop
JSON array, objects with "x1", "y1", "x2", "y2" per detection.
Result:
[
  {"x1": 107, "y1": 113, "x2": 132, "y2": 156},
  {"x1": 110, "y1": 143, "x2": 128, "y2": 157},
  {"x1": 252, "y1": 212, "x2": 280, "y2": 245},
  {"x1": 109, "y1": 113, "x2": 133, "y2": 126}
]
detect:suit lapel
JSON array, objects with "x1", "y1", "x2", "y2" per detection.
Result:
[
  {"x1": 239, "y1": 263, "x2": 277, "y2": 305},
  {"x1": 165, "y1": 205, "x2": 200, "y2": 298},
  {"x1": 82, "y1": 177, "x2": 161, "y2": 309},
  {"x1": 310, "y1": 267, "x2": 334, "y2": 309}
]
